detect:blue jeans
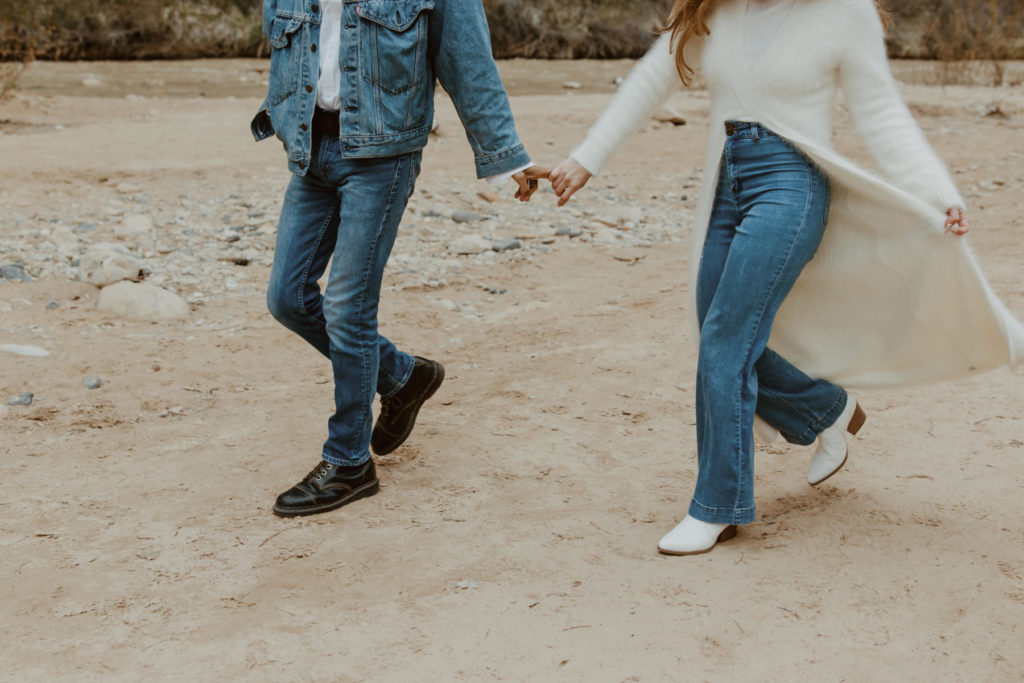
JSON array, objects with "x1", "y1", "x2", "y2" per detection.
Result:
[
  {"x1": 690, "y1": 122, "x2": 847, "y2": 525},
  {"x1": 266, "y1": 128, "x2": 420, "y2": 467}
]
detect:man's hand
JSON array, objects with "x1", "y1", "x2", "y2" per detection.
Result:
[
  {"x1": 549, "y1": 158, "x2": 592, "y2": 207},
  {"x1": 945, "y1": 207, "x2": 969, "y2": 236},
  {"x1": 513, "y1": 166, "x2": 551, "y2": 202}
]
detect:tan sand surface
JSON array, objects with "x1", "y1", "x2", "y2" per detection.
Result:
[{"x1": 1, "y1": 60, "x2": 1023, "y2": 680}]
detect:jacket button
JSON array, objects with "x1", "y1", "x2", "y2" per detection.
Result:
[
  {"x1": 298, "y1": 161, "x2": 306, "y2": 170},
  {"x1": 305, "y1": 84, "x2": 313, "y2": 93},
  {"x1": 344, "y1": 66, "x2": 355, "y2": 72},
  {"x1": 345, "y1": 24, "x2": 355, "y2": 29},
  {"x1": 310, "y1": 43, "x2": 317, "y2": 52},
  {"x1": 311, "y1": 3, "x2": 319, "y2": 10},
  {"x1": 344, "y1": 106, "x2": 357, "y2": 112},
  {"x1": 300, "y1": 122, "x2": 308, "y2": 131}
]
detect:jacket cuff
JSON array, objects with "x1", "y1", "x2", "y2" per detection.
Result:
[
  {"x1": 251, "y1": 108, "x2": 274, "y2": 142},
  {"x1": 474, "y1": 144, "x2": 531, "y2": 179}
]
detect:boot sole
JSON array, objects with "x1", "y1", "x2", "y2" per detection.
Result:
[
  {"x1": 657, "y1": 524, "x2": 738, "y2": 556},
  {"x1": 272, "y1": 479, "x2": 380, "y2": 517},
  {"x1": 372, "y1": 362, "x2": 445, "y2": 456}
]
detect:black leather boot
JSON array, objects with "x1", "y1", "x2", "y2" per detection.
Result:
[
  {"x1": 371, "y1": 356, "x2": 445, "y2": 455},
  {"x1": 273, "y1": 459, "x2": 379, "y2": 517}
]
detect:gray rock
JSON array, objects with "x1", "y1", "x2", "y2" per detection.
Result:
[
  {"x1": 97, "y1": 282, "x2": 190, "y2": 321},
  {"x1": 83, "y1": 376, "x2": 103, "y2": 390},
  {"x1": 45, "y1": 300, "x2": 60, "y2": 309},
  {"x1": 73, "y1": 222, "x2": 97, "y2": 233},
  {"x1": 491, "y1": 238, "x2": 522, "y2": 252},
  {"x1": 555, "y1": 226, "x2": 583, "y2": 237},
  {"x1": 0, "y1": 264, "x2": 30, "y2": 282},
  {"x1": 449, "y1": 234, "x2": 492, "y2": 255},
  {"x1": 79, "y1": 246, "x2": 144, "y2": 287},
  {"x1": 7, "y1": 391, "x2": 33, "y2": 406},
  {"x1": 0, "y1": 344, "x2": 50, "y2": 357},
  {"x1": 451, "y1": 210, "x2": 485, "y2": 223}
]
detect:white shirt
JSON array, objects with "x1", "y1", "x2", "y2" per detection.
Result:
[
  {"x1": 316, "y1": 0, "x2": 344, "y2": 111},
  {"x1": 315, "y1": 0, "x2": 529, "y2": 182}
]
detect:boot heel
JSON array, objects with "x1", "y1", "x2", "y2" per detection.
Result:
[{"x1": 847, "y1": 403, "x2": 866, "y2": 435}]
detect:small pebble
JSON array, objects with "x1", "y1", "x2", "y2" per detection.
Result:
[
  {"x1": 492, "y1": 238, "x2": 522, "y2": 252},
  {"x1": 83, "y1": 376, "x2": 103, "y2": 390},
  {"x1": 451, "y1": 210, "x2": 485, "y2": 223},
  {"x1": 555, "y1": 226, "x2": 583, "y2": 238},
  {"x1": 7, "y1": 391, "x2": 33, "y2": 406},
  {"x1": 45, "y1": 300, "x2": 60, "y2": 309},
  {"x1": 0, "y1": 264, "x2": 30, "y2": 282},
  {"x1": 0, "y1": 344, "x2": 51, "y2": 358}
]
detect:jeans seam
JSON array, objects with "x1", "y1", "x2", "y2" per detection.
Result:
[
  {"x1": 347, "y1": 154, "x2": 408, "y2": 454},
  {"x1": 728, "y1": 159, "x2": 815, "y2": 513}
]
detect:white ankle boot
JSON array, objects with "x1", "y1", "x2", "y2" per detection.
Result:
[
  {"x1": 657, "y1": 515, "x2": 738, "y2": 555},
  {"x1": 807, "y1": 395, "x2": 866, "y2": 486}
]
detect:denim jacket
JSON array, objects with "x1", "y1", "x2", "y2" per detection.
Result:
[{"x1": 251, "y1": 0, "x2": 530, "y2": 178}]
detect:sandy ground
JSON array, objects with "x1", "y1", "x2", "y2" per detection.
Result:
[{"x1": 1, "y1": 59, "x2": 1023, "y2": 680}]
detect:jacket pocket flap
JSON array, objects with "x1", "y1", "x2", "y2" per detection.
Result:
[
  {"x1": 357, "y1": 0, "x2": 434, "y2": 32},
  {"x1": 270, "y1": 16, "x2": 303, "y2": 48}
]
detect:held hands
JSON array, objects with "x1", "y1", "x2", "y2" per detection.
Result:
[
  {"x1": 511, "y1": 166, "x2": 551, "y2": 202},
  {"x1": 945, "y1": 207, "x2": 969, "y2": 236},
  {"x1": 509, "y1": 158, "x2": 591, "y2": 206}
]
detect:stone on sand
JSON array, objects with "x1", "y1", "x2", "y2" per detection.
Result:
[
  {"x1": 98, "y1": 282, "x2": 189, "y2": 321},
  {"x1": 449, "y1": 234, "x2": 492, "y2": 255},
  {"x1": 0, "y1": 344, "x2": 50, "y2": 357},
  {"x1": 79, "y1": 246, "x2": 144, "y2": 287}
]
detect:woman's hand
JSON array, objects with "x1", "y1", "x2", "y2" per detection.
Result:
[
  {"x1": 945, "y1": 207, "x2": 969, "y2": 236},
  {"x1": 549, "y1": 158, "x2": 593, "y2": 207}
]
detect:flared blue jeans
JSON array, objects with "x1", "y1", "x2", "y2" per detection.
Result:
[{"x1": 689, "y1": 122, "x2": 848, "y2": 525}]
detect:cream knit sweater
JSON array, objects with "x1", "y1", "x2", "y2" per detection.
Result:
[{"x1": 572, "y1": 0, "x2": 1024, "y2": 388}]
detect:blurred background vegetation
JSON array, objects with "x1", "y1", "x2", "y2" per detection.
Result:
[{"x1": 1, "y1": 0, "x2": 1022, "y2": 62}]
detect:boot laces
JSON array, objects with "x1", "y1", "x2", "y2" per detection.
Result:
[{"x1": 305, "y1": 461, "x2": 333, "y2": 482}]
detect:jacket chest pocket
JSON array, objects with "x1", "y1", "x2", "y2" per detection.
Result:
[
  {"x1": 268, "y1": 14, "x2": 305, "y2": 106},
  {"x1": 357, "y1": 0, "x2": 434, "y2": 95}
]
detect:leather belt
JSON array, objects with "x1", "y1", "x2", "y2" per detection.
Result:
[{"x1": 313, "y1": 106, "x2": 340, "y2": 136}]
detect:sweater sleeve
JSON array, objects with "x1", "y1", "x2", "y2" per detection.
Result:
[
  {"x1": 570, "y1": 34, "x2": 681, "y2": 175},
  {"x1": 838, "y1": 0, "x2": 964, "y2": 210}
]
